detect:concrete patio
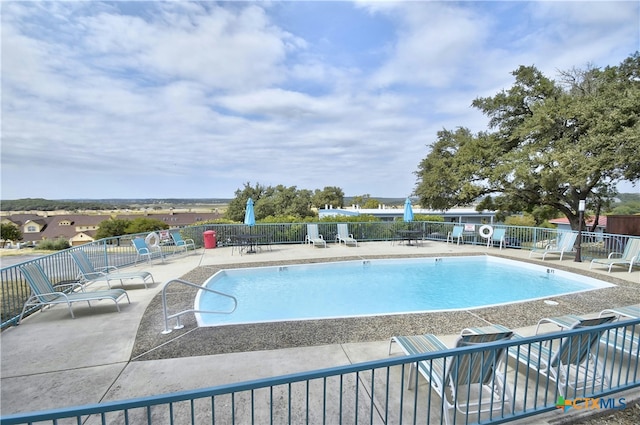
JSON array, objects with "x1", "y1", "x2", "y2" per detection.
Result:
[{"x1": 1, "y1": 240, "x2": 639, "y2": 423}]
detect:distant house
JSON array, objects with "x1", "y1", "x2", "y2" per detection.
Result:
[
  {"x1": 548, "y1": 216, "x2": 608, "y2": 234},
  {"x1": 1, "y1": 214, "x2": 50, "y2": 246},
  {"x1": 115, "y1": 212, "x2": 221, "y2": 228},
  {"x1": 1, "y1": 211, "x2": 222, "y2": 247},
  {"x1": 40, "y1": 214, "x2": 109, "y2": 246}
]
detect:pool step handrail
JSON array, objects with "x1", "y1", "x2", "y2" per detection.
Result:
[{"x1": 161, "y1": 278, "x2": 238, "y2": 334}]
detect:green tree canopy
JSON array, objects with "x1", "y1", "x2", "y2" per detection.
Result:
[
  {"x1": 311, "y1": 186, "x2": 345, "y2": 208},
  {"x1": 1, "y1": 223, "x2": 22, "y2": 247},
  {"x1": 415, "y1": 53, "x2": 640, "y2": 229},
  {"x1": 96, "y1": 218, "x2": 130, "y2": 239},
  {"x1": 225, "y1": 182, "x2": 317, "y2": 222},
  {"x1": 95, "y1": 217, "x2": 169, "y2": 238},
  {"x1": 126, "y1": 217, "x2": 170, "y2": 234}
]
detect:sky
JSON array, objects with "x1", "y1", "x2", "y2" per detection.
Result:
[{"x1": 1, "y1": 1, "x2": 639, "y2": 200}]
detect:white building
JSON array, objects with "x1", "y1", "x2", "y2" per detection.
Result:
[{"x1": 318, "y1": 205, "x2": 496, "y2": 224}]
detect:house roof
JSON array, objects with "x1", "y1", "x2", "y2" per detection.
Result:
[
  {"x1": 549, "y1": 216, "x2": 608, "y2": 227},
  {"x1": 2, "y1": 214, "x2": 43, "y2": 226},
  {"x1": 114, "y1": 212, "x2": 222, "y2": 226},
  {"x1": 2, "y1": 212, "x2": 222, "y2": 243}
]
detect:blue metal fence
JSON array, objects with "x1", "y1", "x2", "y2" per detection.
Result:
[
  {"x1": 1, "y1": 222, "x2": 638, "y2": 329},
  {"x1": 1, "y1": 319, "x2": 638, "y2": 424}
]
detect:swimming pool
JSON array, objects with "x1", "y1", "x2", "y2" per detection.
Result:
[{"x1": 195, "y1": 256, "x2": 614, "y2": 326}]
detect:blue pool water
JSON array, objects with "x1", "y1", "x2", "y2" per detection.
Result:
[{"x1": 195, "y1": 256, "x2": 614, "y2": 326}]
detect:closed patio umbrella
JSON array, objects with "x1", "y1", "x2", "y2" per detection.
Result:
[
  {"x1": 403, "y1": 198, "x2": 414, "y2": 222},
  {"x1": 243, "y1": 198, "x2": 257, "y2": 253},
  {"x1": 244, "y1": 198, "x2": 256, "y2": 227}
]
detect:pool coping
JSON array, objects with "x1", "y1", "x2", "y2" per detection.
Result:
[{"x1": 131, "y1": 252, "x2": 639, "y2": 362}]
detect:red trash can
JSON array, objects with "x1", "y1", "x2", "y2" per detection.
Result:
[{"x1": 203, "y1": 230, "x2": 217, "y2": 249}]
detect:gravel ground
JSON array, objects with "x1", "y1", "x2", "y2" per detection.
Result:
[{"x1": 130, "y1": 254, "x2": 640, "y2": 424}]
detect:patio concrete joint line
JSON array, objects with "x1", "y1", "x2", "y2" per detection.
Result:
[{"x1": 131, "y1": 327, "x2": 200, "y2": 362}]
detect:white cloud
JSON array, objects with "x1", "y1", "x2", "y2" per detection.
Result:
[{"x1": 1, "y1": 1, "x2": 638, "y2": 199}]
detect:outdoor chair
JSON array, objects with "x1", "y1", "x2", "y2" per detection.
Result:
[
  {"x1": 389, "y1": 325, "x2": 514, "y2": 425},
  {"x1": 447, "y1": 225, "x2": 464, "y2": 246},
  {"x1": 69, "y1": 249, "x2": 154, "y2": 289},
  {"x1": 487, "y1": 228, "x2": 506, "y2": 249},
  {"x1": 590, "y1": 238, "x2": 640, "y2": 273},
  {"x1": 132, "y1": 237, "x2": 165, "y2": 264},
  {"x1": 306, "y1": 224, "x2": 326, "y2": 248},
  {"x1": 598, "y1": 305, "x2": 640, "y2": 356},
  {"x1": 508, "y1": 315, "x2": 616, "y2": 397},
  {"x1": 528, "y1": 231, "x2": 578, "y2": 261},
  {"x1": 18, "y1": 262, "x2": 130, "y2": 322},
  {"x1": 335, "y1": 223, "x2": 357, "y2": 247},
  {"x1": 171, "y1": 231, "x2": 196, "y2": 255}
]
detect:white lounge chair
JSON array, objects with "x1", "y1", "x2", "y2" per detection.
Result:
[
  {"x1": 590, "y1": 238, "x2": 640, "y2": 273},
  {"x1": 69, "y1": 250, "x2": 154, "y2": 289},
  {"x1": 599, "y1": 304, "x2": 640, "y2": 320},
  {"x1": 336, "y1": 223, "x2": 357, "y2": 247},
  {"x1": 529, "y1": 231, "x2": 577, "y2": 260},
  {"x1": 18, "y1": 262, "x2": 130, "y2": 322},
  {"x1": 508, "y1": 315, "x2": 616, "y2": 397},
  {"x1": 305, "y1": 224, "x2": 326, "y2": 248},
  {"x1": 389, "y1": 325, "x2": 514, "y2": 425},
  {"x1": 599, "y1": 304, "x2": 640, "y2": 356}
]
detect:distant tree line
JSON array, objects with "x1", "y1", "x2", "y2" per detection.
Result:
[{"x1": 0, "y1": 198, "x2": 234, "y2": 211}]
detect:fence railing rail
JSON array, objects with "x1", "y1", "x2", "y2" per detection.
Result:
[
  {"x1": 2, "y1": 222, "x2": 638, "y2": 329},
  {"x1": 1, "y1": 319, "x2": 638, "y2": 424}
]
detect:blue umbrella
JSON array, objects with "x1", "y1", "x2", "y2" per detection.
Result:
[
  {"x1": 243, "y1": 198, "x2": 257, "y2": 253},
  {"x1": 403, "y1": 197, "x2": 414, "y2": 222},
  {"x1": 244, "y1": 198, "x2": 256, "y2": 227}
]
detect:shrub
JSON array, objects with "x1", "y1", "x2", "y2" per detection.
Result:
[{"x1": 37, "y1": 238, "x2": 71, "y2": 251}]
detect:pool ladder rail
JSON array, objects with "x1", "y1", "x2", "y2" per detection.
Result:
[{"x1": 161, "y1": 278, "x2": 238, "y2": 334}]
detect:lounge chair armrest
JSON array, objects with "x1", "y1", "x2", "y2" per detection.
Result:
[
  {"x1": 607, "y1": 252, "x2": 623, "y2": 259},
  {"x1": 96, "y1": 265, "x2": 119, "y2": 273},
  {"x1": 52, "y1": 281, "x2": 83, "y2": 292},
  {"x1": 35, "y1": 290, "x2": 69, "y2": 298}
]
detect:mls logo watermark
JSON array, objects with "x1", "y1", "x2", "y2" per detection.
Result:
[{"x1": 557, "y1": 396, "x2": 627, "y2": 412}]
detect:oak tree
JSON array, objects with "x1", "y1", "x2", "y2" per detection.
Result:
[{"x1": 415, "y1": 53, "x2": 640, "y2": 229}]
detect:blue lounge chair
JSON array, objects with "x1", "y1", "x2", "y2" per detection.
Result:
[
  {"x1": 590, "y1": 238, "x2": 640, "y2": 273},
  {"x1": 306, "y1": 224, "x2": 326, "y2": 248},
  {"x1": 132, "y1": 237, "x2": 165, "y2": 264},
  {"x1": 389, "y1": 325, "x2": 514, "y2": 425},
  {"x1": 18, "y1": 262, "x2": 130, "y2": 322},
  {"x1": 529, "y1": 231, "x2": 577, "y2": 260},
  {"x1": 487, "y1": 228, "x2": 506, "y2": 249},
  {"x1": 336, "y1": 223, "x2": 357, "y2": 247},
  {"x1": 599, "y1": 304, "x2": 640, "y2": 320},
  {"x1": 599, "y1": 305, "x2": 640, "y2": 356},
  {"x1": 69, "y1": 249, "x2": 154, "y2": 289},
  {"x1": 171, "y1": 231, "x2": 196, "y2": 254},
  {"x1": 447, "y1": 225, "x2": 464, "y2": 245},
  {"x1": 508, "y1": 315, "x2": 616, "y2": 397}
]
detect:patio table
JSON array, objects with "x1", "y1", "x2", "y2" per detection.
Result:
[
  {"x1": 396, "y1": 230, "x2": 423, "y2": 247},
  {"x1": 236, "y1": 234, "x2": 268, "y2": 254}
]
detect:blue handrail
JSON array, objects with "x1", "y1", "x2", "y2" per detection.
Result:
[{"x1": 1, "y1": 319, "x2": 638, "y2": 424}]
